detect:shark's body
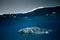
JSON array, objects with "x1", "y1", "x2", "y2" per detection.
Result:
[{"x1": 18, "y1": 27, "x2": 52, "y2": 34}]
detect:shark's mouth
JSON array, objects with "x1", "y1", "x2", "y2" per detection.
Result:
[{"x1": 18, "y1": 27, "x2": 53, "y2": 34}]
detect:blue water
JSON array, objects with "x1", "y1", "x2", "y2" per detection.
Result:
[
  {"x1": 0, "y1": 16, "x2": 59, "y2": 40},
  {"x1": 0, "y1": 6, "x2": 60, "y2": 40}
]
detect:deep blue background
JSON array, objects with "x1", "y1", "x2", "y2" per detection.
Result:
[{"x1": 0, "y1": 6, "x2": 60, "y2": 40}]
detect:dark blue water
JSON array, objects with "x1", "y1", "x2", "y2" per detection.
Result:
[
  {"x1": 0, "y1": 16, "x2": 59, "y2": 40},
  {"x1": 0, "y1": 6, "x2": 60, "y2": 40}
]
